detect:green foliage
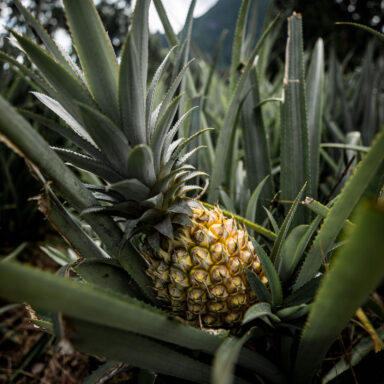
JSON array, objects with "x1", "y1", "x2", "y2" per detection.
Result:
[
  {"x1": 295, "y1": 200, "x2": 384, "y2": 383},
  {"x1": 0, "y1": 0, "x2": 383, "y2": 383}
]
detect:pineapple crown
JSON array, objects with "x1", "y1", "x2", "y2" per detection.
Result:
[{"x1": 9, "y1": 0, "x2": 209, "y2": 245}]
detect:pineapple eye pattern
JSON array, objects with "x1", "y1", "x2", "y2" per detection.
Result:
[{"x1": 144, "y1": 206, "x2": 267, "y2": 328}]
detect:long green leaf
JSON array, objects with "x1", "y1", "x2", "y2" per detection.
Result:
[
  {"x1": 20, "y1": 110, "x2": 102, "y2": 161},
  {"x1": 174, "y1": 0, "x2": 196, "y2": 120},
  {"x1": 251, "y1": 239, "x2": 283, "y2": 306},
  {"x1": 320, "y1": 143, "x2": 369, "y2": 153},
  {"x1": 53, "y1": 148, "x2": 121, "y2": 183},
  {"x1": 0, "y1": 95, "x2": 122, "y2": 255},
  {"x1": 272, "y1": 183, "x2": 306, "y2": 265},
  {"x1": 229, "y1": 0, "x2": 251, "y2": 92},
  {"x1": 126, "y1": 145, "x2": 156, "y2": 187},
  {"x1": 63, "y1": 0, "x2": 119, "y2": 120},
  {"x1": 245, "y1": 268, "x2": 271, "y2": 303},
  {"x1": 0, "y1": 261, "x2": 221, "y2": 353},
  {"x1": 245, "y1": 176, "x2": 270, "y2": 224},
  {"x1": 242, "y1": 303, "x2": 280, "y2": 325},
  {"x1": 202, "y1": 30, "x2": 228, "y2": 111},
  {"x1": 41, "y1": 190, "x2": 109, "y2": 261},
  {"x1": 13, "y1": 0, "x2": 85, "y2": 82},
  {"x1": 295, "y1": 127, "x2": 384, "y2": 289},
  {"x1": 212, "y1": 332, "x2": 251, "y2": 384},
  {"x1": 130, "y1": 0, "x2": 150, "y2": 96},
  {"x1": 153, "y1": 0, "x2": 179, "y2": 47},
  {"x1": 32, "y1": 92, "x2": 93, "y2": 144},
  {"x1": 11, "y1": 32, "x2": 92, "y2": 109},
  {"x1": 294, "y1": 200, "x2": 384, "y2": 383},
  {"x1": 335, "y1": 22, "x2": 384, "y2": 41},
  {"x1": 208, "y1": 14, "x2": 280, "y2": 203},
  {"x1": 242, "y1": 70, "x2": 274, "y2": 215},
  {"x1": 306, "y1": 38, "x2": 324, "y2": 198},
  {"x1": 280, "y1": 13, "x2": 310, "y2": 224},
  {"x1": 117, "y1": 242, "x2": 158, "y2": 303},
  {"x1": 146, "y1": 46, "x2": 177, "y2": 140},
  {"x1": 151, "y1": 94, "x2": 184, "y2": 170},
  {"x1": 278, "y1": 215, "x2": 322, "y2": 282},
  {"x1": 119, "y1": 32, "x2": 146, "y2": 144},
  {"x1": 155, "y1": 59, "x2": 194, "y2": 133},
  {"x1": 62, "y1": 318, "x2": 212, "y2": 384},
  {"x1": 302, "y1": 197, "x2": 354, "y2": 232},
  {"x1": 77, "y1": 103, "x2": 129, "y2": 170},
  {"x1": 74, "y1": 260, "x2": 142, "y2": 297},
  {"x1": 0, "y1": 262, "x2": 283, "y2": 382},
  {"x1": 284, "y1": 277, "x2": 321, "y2": 307}
]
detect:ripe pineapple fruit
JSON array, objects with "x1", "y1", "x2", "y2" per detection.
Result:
[
  {"x1": 144, "y1": 205, "x2": 267, "y2": 327},
  {"x1": 8, "y1": 0, "x2": 267, "y2": 328}
]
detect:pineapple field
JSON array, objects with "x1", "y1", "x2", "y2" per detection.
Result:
[{"x1": 0, "y1": 0, "x2": 384, "y2": 383}]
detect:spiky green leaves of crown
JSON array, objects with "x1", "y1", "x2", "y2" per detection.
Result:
[{"x1": 8, "y1": 0, "x2": 208, "y2": 243}]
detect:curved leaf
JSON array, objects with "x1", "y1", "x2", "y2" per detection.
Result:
[
  {"x1": 229, "y1": 0, "x2": 251, "y2": 92},
  {"x1": 295, "y1": 127, "x2": 384, "y2": 289},
  {"x1": 63, "y1": 0, "x2": 119, "y2": 119},
  {"x1": 272, "y1": 183, "x2": 306, "y2": 266},
  {"x1": 242, "y1": 70, "x2": 274, "y2": 211},
  {"x1": 77, "y1": 103, "x2": 130, "y2": 171},
  {"x1": 119, "y1": 32, "x2": 146, "y2": 144},
  {"x1": 126, "y1": 145, "x2": 156, "y2": 187},
  {"x1": 13, "y1": 0, "x2": 85, "y2": 82},
  {"x1": 146, "y1": 46, "x2": 177, "y2": 140},
  {"x1": 294, "y1": 200, "x2": 384, "y2": 383},
  {"x1": 72, "y1": 319, "x2": 212, "y2": 384},
  {"x1": 32, "y1": 92, "x2": 94, "y2": 144},
  {"x1": 108, "y1": 179, "x2": 151, "y2": 201},
  {"x1": 306, "y1": 38, "x2": 324, "y2": 198},
  {"x1": 0, "y1": 262, "x2": 221, "y2": 353},
  {"x1": 11, "y1": 31, "x2": 92, "y2": 108},
  {"x1": 208, "y1": 14, "x2": 280, "y2": 202},
  {"x1": 20, "y1": 110, "x2": 102, "y2": 161},
  {"x1": 212, "y1": 332, "x2": 251, "y2": 384},
  {"x1": 245, "y1": 268, "x2": 271, "y2": 303},
  {"x1": 251, "y1": 239, "x2": 283, "y2": 307},
  {"x1": 242, "y1": 303, "x2": 280, "y2": 325},
  {"x1": 53, "y1": 148, "x2": 122, "y2": 183},
  {"x1": 280, "y1": 13, "x2": 310, "y2": 225}
]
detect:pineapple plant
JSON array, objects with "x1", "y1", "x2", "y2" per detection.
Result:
[
  {"x1": 0, "y1": 0, "x2": 268, "y2": 328},
  {"x1": 0, "y1": 0, "x2": 384, "y2": 383}
]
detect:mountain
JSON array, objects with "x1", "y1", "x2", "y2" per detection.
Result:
[
  {"x1": 191, "y1": 0, "x2": 241, "y2": 66},
  {"x1": 191, "y1": 0, "x2": 271, "y2": 67}
]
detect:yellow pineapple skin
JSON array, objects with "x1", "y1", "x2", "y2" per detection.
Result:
[{"x1": 145, "y1": 205, "x2": 268, "y2": 328}]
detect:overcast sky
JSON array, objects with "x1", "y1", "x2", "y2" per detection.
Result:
[{"x1": 143, "y1": 0, "x2": 219, "y2": 33}]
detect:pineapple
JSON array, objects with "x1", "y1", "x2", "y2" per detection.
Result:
[
  {"x1": 6, "y1": 0, "x2": 267, "y2": 328},
  {"x1": 144, "y1": 205, "x2": 267, "y2": 327}
]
